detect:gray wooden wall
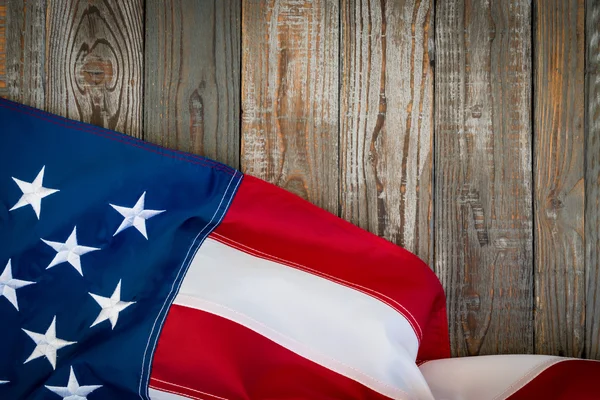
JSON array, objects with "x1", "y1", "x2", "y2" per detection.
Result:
[{"x1": 0, "y1": 0, "x2": 598, "y2": 359}]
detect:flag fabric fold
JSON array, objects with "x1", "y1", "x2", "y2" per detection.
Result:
[
  {"x1": 0, "y1": 98, "x2": 241, "y2": 399},
  {"x1": 0, "y1": 97, "x2": 598, "y2": 400}
]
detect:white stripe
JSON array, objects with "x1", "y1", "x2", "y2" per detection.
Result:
[
  {"x1": 419, "y1": 355, "x2": 565, "y2": 400},
  {"x1": 149, "y1": 382, "x2": 228, "y2": 400},
  {"x1": 149, "y1": 388, "x2": 191, "y2": 400},
  {"x1": 174, "y1": 237, "x2": 431, "y2": 400}
]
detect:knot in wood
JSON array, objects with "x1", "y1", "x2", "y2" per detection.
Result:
[
  {"x1": 463, "y1": 290, "x2": 481, "y2": 311},
  {"x1": 548, "y1": 196, "x2": 564, "y2": 210},
  {"x1": 470, "y1": 104, "x2": 483, "y2": 119},
  {"x1": 81, "y1": 58, "x2": 113, "y2": 86}
]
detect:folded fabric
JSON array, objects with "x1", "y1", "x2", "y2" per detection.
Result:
[{"x1": 0, "y1": 97, "x2": 598, "y2": 399}]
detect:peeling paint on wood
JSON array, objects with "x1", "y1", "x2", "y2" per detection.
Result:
[
  {"x1": 339, "y1": 0, "x2": 434, "y2": 265},
  {"x1": 435, "y1": 0, "x2": 534, "y2": 356},
  {"x1": 241, "y1": 0, "x2": 339, "y2": 213}
]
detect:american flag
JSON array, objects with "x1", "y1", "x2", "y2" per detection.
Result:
[{"x1": 1, "y1": 97, "x2": 599, "y2": 400}]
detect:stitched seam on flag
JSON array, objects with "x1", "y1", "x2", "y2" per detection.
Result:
[
  {"x1": 150, "y1": 379, "x2": 230, "y2": 400},
  {"x1": 139, "y1": 173, "x2": 242, "y2": 399},
  {"x1": 491, "y1": 358, "x2": 567, "y2": 400},
  {"x1": 139, "y1": 173, "x2": 240, "y2": 396},
  {"x1": 175, "y1": 296, "x2": 412, "y2": 400},
  {"x1": 151, "y1": 380, "x2": 225, "y2": 399},
  {"x1": 209, "y1": 233, "x2": 423, "y2": 341},
  {"x1": 209, "y1": 232, "x2": 423, "y2": 341},
  {"x1": 209, "y1": 233, "x2": 422, "y2": 342},
  {"x1": 0, "y1": 101, "x2": 235, "y2": 176}
]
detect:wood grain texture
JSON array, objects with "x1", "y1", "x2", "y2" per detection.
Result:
[
  {"x1": 0, "y1": 0, "x2": 46, "y2": 107},
  {"x1": 534, "y1": 0, "x2": 586, "y2": 357},
  {"x1": 585, "y1": 0, "x2": 600, "y2": 359},
  {"x1": 144, "y1": 0, "x2": 241, "y2": 167},
  {"x1": 3, "y1": 0, "x2": 599, "y2": 359},
  {"x1": 435, "y1": 0, "x2": 534, "y2": 356},
  {"x1": 241, "y1": 0, "x2": 339, "y2": 213},
  {"x1": 0, "y1": 1, "x2": 8, "y2": 96},
  {"x1": 339, "y1": 0, "x2": 434, "y2": 264},
  {"x1": 45, "y1": 0, "x2": 143, "y2": 137}
]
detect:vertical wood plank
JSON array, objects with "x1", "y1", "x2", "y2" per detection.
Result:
[
  {"x1": 0, "y1": 0, "x2": 9, "y2": 98},
  {"x1": 45, "y1": 0, "x2": 143, "y2": 137},
  {"x1": 585, "y1": 0, "x2": 600, "y2": 360},
  {"x1": 339, "y1": 0, "x2": 434, "y2": 264},
  {"x1": 0, "y1": 0, "x2": 46, "y2": 107},
  {"x1": 435, "y1": 0, "x2": 534, "y2": 356},
  {"x1": 144, "y1": 0, "x2": 241, "y2": 167},
  {"x1": 534, "y1": 0, "x2": 586, "y2": 358},
  {"x1": 241, "y1": 0, "x2": 339, "y2": 213}
]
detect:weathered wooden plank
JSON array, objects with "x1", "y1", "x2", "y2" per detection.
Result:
[
  {"x1": 0, "y1": 0, "x2": 9, "y2": 97},
  {"x1": 585, "y1": 0, "x2": 600, "y2": 360},
  {"x1": 534, "y1": 0, "x2": 586, "y2": 357},
  {"x1": 0, "y1": 0, "x2": 46, "y2": 107},
  {"x1": 45, "y1": 0, "x2": 143, "y2": 137},
  {"x1": 241, "y1": 0, "x2": 339, "y2": 213},
  {"x1": 144, "y1": 0, "x2": 241, "y2": 167},
  {"x1": 435, "y1": 0, "x2": 533, "y2": 356},
  {"x1": 339, "y1": 0, "x2": 434, "y2": 264},
  {"x1": 0, "y1": 1, "x2": 9, "y2": 97}
]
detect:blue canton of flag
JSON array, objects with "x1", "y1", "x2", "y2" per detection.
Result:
[{"x1": 0, "y1": 97, "x2": 242, "y2": 399}]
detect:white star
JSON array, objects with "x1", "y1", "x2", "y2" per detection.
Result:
[
  {"x1": 22, "y1": 316, "x2": 76, "y2": 370},
  {"x1": 9, "y1": 166, "x2": 59, "y2": 219},
  {"x1": 0, "y1": 259, "x2": 35, "y2": 311},
  {"x1": 110, "y1": 192, "x2": 165, "y2": 239},
  {"x1": 42, "y1": 227, "x2": 100, "y2": 276},
  {"x1": 89, "y1": 280, "x2": 135, "y2": 329},
  {"x1": 45, "y1": 366, "x2": 102, "y2": 400}
]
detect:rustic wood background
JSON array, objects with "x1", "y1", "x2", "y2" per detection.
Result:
[{"x1": 0, "y1": 0, "x2": 598, "y2": 359}]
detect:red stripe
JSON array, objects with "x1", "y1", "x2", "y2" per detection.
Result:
[
  {"x1": 508, "y1": 359, "x2": 600, "y2": 400},
  {"x1": 150, "y1": 304, "x2": 393, "y2": 400},
  {"x1": 212, "y1": 175, "x2": 450, "y2": 362}
]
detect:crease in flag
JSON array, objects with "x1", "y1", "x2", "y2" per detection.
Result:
[{"x1": 1, "y1": 97, "x2": 599, "y2": 400}]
